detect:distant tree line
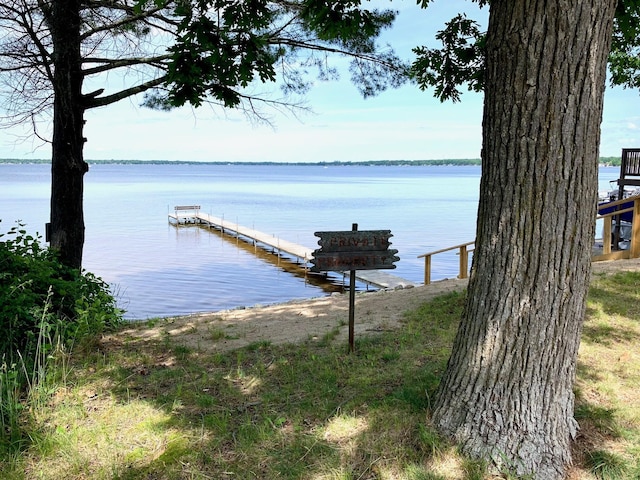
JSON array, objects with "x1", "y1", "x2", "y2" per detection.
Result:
[
  {"x1": 0, "y1": 157, "x2": 625, "y2": 166},
  {"x1": 599, "y1": 156, "x2": 623, "y2": 166},
  {"x1": 1, "y1": 158, "x2": 482, "y2": 165}
]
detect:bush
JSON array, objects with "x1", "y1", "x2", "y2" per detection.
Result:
[
  {"x1": 0, "y1": 220, "x2": 123, "y2": 366},
  {"x1": 1, "y1": 221, "x2": 123, "y2": 451}
]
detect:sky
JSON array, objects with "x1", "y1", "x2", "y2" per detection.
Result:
[{"x1": 1, "y1": 1, "x2": 639, "y2": 162}]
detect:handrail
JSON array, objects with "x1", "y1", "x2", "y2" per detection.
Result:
[
  {"x1": 417, "y1": 195, "x2": 640, "y2": 285},
  {"x1": 597, "y1": 206, "x2": 635, "y2": 218},
  {"x1": 597, "y1": 194, "x2": 640, "y2": 211},
  {"x1": 417, "y1": 241, "x2": 475, "y2": 284},
  {"x1": 417, "y1": 194, "x2": 640, "y2": 284}
]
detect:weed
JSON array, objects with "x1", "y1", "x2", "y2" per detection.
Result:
[
  {"x1": 172, "y1": 345, "x2": 192, "y2": 359},
  {"x1": 144, "y1": 317, "x2": 161, "y2": 327},
  {"x1": 462, "y1": 457, "x2": 488, "y2": 480},
  {"x1": 381, "y1": 348, "x2": 400, "y2": 362},
  {"x1": 416, "y1": 423, "x2": 445, "y2": 458},
  {"x1": 0, "y1": 363, "x2": 24, "y2": 452},
  {"x1": 316, "y1": 325, "x2": 342, "y2": 346},
  {"x1": 585, "y1": 450, "x2": 628, "y2": 479},
  {"x1": 245, "y1": 340, "x2": 272, "y2": 351},
  {"x1": 0, "y1": 295, "x2": 72, "y2": 455},
  {"x1": 208, "y1": 327, "x2": 226, "y2": 341}
]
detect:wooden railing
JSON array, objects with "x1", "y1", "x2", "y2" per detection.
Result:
[
  {"x1": 416, "y1": 195, "x2": 640, "y2": 285},
  {"x1": 417, "y1": 241, "x2": 475, "y2": 284},
  {"x1": 594, "y1": 194, "x2": 640, "y2": 261}
]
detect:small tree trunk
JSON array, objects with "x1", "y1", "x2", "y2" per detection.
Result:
[
  {"x1": 48, "y1": 0, "x2": 88, "y2": 270},
  {"x1": 431, "y1": 1, "x2": 617, "y2": 478}
]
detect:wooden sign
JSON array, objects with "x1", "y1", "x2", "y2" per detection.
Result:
[
  {"x1": 314, "y1": 230, "x2": 392, "y2": 252},
  {"x1": 311, "y1": 251, "x2": 399, "y2": 272},
  {"x1": 311, "y1": 230, "x2": 399, "y2": 272},
  {"x1": 310, "y1": 224, "x2": 400, "y2": 353}
]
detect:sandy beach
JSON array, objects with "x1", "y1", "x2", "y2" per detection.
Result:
[{"x1": 103, "y1": 257, "x2": 640, "y2": 354}]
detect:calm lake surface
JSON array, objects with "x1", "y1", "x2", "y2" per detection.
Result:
[{"x1": 0, "y1": 163, "x2": 621, "y2": 319}]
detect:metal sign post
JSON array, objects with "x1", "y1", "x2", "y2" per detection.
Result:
[
  {"x1": 311, "y1": 223, "x2": 399, "y2": 352},
  {"x1": 348, "y1": 224, "x2": 357, "y2": 353}
]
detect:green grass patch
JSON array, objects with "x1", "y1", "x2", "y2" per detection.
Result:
[
  {"x1": 1, "y1": 272, "x2": 639, "y2": 479},
  {"x1": 584, "y1": 449, "x2": 628, "y2": 479}
]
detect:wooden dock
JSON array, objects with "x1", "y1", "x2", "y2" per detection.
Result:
[{"x1": 168, "y1": 207, "x2": 417, "y2": 289}]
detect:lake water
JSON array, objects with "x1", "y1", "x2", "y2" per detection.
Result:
[{"x1": 0, "y1": 163, "x2": 621, "y2": 319}]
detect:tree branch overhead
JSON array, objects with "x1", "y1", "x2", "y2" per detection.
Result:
[{"x1": 0, "y1": 0, "x2": 409, "y2": 268}]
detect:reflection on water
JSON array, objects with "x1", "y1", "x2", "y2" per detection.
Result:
[
  {"x1": 172, "y1": 222, "x2": 347, "y2": 293},
  {"x1": 1, "y1": 163, "x2": 621, "y2": 319}
]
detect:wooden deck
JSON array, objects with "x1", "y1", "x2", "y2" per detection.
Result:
[{"x1": 168, "y1": 210, "x2": 417, "y2": 289}]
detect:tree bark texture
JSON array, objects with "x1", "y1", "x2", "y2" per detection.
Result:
[
  {"x1": 48, "y1": 0, "x2": 88, "y2": 270},
  {"x1": 431, "y1": 1, "x2": 617, "y2": 478}
]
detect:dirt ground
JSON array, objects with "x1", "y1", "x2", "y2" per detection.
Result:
[{"x1": 104, "y1": 258, "x2": 640, "y2": 354}]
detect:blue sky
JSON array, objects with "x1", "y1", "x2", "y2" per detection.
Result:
[{"x1": 1, "y1": 0, "x2": 638, "y2": 162}]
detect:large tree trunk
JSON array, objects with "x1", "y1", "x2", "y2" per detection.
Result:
[
  {"x1": 431, "y1": 1, "x2": 617, "y2": 478},
  {"x1": 48, "y1": 0, "x2": 88, "y2": 270}
]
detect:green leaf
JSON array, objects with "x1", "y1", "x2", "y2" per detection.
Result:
[{"x1": 411, "y1": 14, "x2": 485, "y2": 102}]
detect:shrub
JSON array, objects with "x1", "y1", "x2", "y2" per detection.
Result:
[
  {"x1": 0, "y1": 220, "x2": 123, "y2": 366},
  {"x1": 1, "y1": 221, "x2": 123, "y2": 451}
]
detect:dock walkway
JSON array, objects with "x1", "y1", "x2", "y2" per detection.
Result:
[{"x1": 168, "y1": 209, "x2": 417, "y2": 289}]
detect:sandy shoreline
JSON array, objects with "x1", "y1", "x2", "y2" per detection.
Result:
[{"x1": 103, "y1": 258, "x2": 640, "y2": 354}]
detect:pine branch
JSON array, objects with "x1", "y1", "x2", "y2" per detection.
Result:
[{"x1": 83, "y1": 75, "x2": 167, "y2": 108}]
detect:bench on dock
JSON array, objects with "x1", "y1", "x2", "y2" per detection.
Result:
[
  {"x1": 173, "y1": 205, "x2": 201, "y2": 216},
  {"x1": 169, "y1": 205, "x2": 202, "y2": 225}
]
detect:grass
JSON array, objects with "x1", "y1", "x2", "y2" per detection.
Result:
[
  {"x1": 584, "y1": 450, "x2": 628, "y2": 480},
  {"x1": 576, "y1": 270, "x2": 640, "y2": 479},
  {"x1": 1, "y1": 271, "x2": 639, "y2": 479}
]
